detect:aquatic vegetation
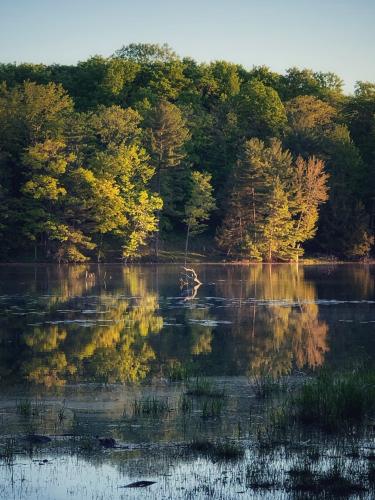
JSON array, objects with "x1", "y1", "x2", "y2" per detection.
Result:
[
  {"x1": 201, "y1": 398, "x2": 224, "y2": 419},
  {"x1": 251, "y1": 374, "x2": 286, "y2": 399},
  {"x1": 245, "y1": 460, "x2": 279, "y2": 490},
  {"x1": 178, "y1": 394, "x2": 193, "y2": 414},
  {"x1": 16, "y1": 399, "x2": 32, "y2": 417},
  {"x1": 165, "y1": 360, "x2": 192, "y2": 382},
  {"x1": 189, "y1": 439, "x2": 244, "y2": 461},
  {"x1": 286, "y1": 462, "x2": 369, "y2": 496},
  {"x1": 186, "y1": 377, "x2": 225, "y2": 398},
  {"x1": 16, "y1": 398, "x2": 47, "y2": 418},
  {"x1": 131, "y1": 397, "x2": 171, "y2": 417},
  {"x1": 292, "y1": 369, "x2": 375, "y2": 431}
]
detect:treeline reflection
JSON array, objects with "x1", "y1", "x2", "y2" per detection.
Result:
[{"x1": 0, "y1": 264, "x2": 373, "y2": 386}]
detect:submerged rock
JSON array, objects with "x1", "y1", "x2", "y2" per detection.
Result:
[{"x1": 122, "y1": 481, "x2": 156, "y2": 488}]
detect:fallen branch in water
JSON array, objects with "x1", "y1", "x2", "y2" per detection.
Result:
[{"x1": 182, "y1": 267, "x2": 202, "y2": 285}]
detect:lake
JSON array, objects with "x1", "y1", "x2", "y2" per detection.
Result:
[{"x1": 0, "y1": 263, "x2": 374, "y2": 499}]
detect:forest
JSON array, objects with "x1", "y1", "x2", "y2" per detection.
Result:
[{"x1": 0, "y1": 43, "x2": 374, "y2": 262}]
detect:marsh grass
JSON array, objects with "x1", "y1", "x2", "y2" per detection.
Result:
[
  {"x1": 16, "y1": 398, "x2": 47, "y2": 419},
  {"x1": 189, "y1": 439, "x2": 244, "y2": 461},
  {"x1": 287, "y1": 462, "x2": 368, "y2": 496},
  {"x1": 16, "y1": 399, "x2": 32, "y2": 417},
  {"x1": 292, "y1": 369, "x2": 375, "y2": 432},
  {"x1": 246, "y1": 460, "x2": 279, "y2": 490},
  {"x1": 178, "y1": 394, "x2": 193, "y2": 414},
  {"x1": 251, "y1": 375, "x2": 286, "y2": 399},
  {"x1": 201, "y1": 398, "x2": 224, "y2": 419},
  {"x1": 131, "y1": 397, "x2": 171, "y2": 417},
  {"x1": 186, "y1": 378, "x2": 225, "y2": 398},
  {"x1": 77, "y1": 436, "x2": 99, "y2": 454},
  {"x1": 165, "y1": 361, "x2": 193, "y2": 382}
]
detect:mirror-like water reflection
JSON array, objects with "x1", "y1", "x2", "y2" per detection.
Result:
[
  {"x1": 0, "y1": 264, "x2": 374, "y2": 499},
  {"x1": 0, "y1": 264, "x2": 374, "y2": 385}
]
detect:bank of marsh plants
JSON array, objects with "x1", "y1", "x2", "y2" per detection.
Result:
[{"x1": 292, "y1": 369, "x2": 375, "y2": 431}]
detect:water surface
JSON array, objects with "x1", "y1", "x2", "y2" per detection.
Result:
[{"x1": 0, "y1": 264, "x2": 374, "y2": 498}]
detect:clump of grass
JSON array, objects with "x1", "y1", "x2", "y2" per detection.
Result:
[
  {"x1": 201, "y1": 398, "x2": 224, "y2": 419},
  {"x1": 178, "y1": 395, "x2": 193, "y2": 414},
  {"x1": 292, "y1": 369, "x2": 375, "y2": 432},
  {"x1": 186, "y1": 378, "x2": 225, "y2": 398},
  {"x1": 251, "y1": 375, "x2": 285, "y2": 399},
  {"x1": 77, "y1": 436, "x2": 98, "y2": 454},
  {"x1": 16, "y1": 398, "x2": 46, "y2": 418},
  {"x1": 16, "y1": 399, "x2": 32, "y2": 417},
  {"x1": 189, "y1": 439, "x2": 243, "y2": 461},
  {"x1": 132, "y1": 397, "x2": 170, "y2": 417},
  {"x1": 165, "y1": 361, "x2": 192, "y2": 382}
]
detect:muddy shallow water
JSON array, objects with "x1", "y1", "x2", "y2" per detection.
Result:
[{"x1": 0, "y1": 263, "x2": 374, "y2": 498}]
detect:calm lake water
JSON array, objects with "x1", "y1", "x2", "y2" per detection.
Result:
[{"x1": 0, "y1": 263, "x2": 374, "y2": 499}]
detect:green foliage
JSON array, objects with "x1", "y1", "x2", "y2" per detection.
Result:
[
  {"x1": 218, "y1": 139, "x2": 328, "y2": 261},
  {"x1": 292, "y1": 369, "x2": 375, "y2": 431},
  {"x1": 184, "y1": 171, "x2": 216, "y2": 235},
  {"x1": 0, "y1": 46, "x2": 373, "y2": 260},
  {"x1": 236, "y1": 79, "x2": 287, "y2": 138}
]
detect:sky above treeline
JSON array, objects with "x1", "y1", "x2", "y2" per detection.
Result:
[{"x1": 0, "y1": 0, "x2": 374, "y2": 94}]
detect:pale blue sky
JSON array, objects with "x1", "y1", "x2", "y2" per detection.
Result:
[{"x1": 0, "y1": 0, "x2": 374, "y2": 93}]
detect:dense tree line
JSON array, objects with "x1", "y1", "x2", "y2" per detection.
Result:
[{"x1": 0, "y1": 43, "x2": 373, "y2": 261}]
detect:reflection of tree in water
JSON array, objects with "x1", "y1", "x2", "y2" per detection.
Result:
[
  {"x1": 216, "y1": 265, "x2": 329, "y2": 378},
  {"x1": 0, "y1": 266, "x2": 163, "y2": 386}
]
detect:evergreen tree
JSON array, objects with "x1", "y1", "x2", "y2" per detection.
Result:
[{"x1": 218, "y1": 139, "x2": 328, "y2": 261}]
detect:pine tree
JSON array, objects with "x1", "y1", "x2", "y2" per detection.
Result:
[{"x1": 218, "y1": 139, "x2": 328, "y2": 261}]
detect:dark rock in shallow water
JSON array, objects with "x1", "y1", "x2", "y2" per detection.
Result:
[
  {"x1": 26, "y1": 434, "x2": 51, "y2": 444},
  {"x1": 122, "y1": 481, "x2": 156, "y2": 488},
  {"x1": 97, "y1": 437, "x2": 116, "y2": 448}
]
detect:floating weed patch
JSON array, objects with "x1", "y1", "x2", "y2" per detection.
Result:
[
  {"x1": 292, "y1": 369, "x2": 375, "y2": 432},
  {"x1": 186, "y1": 378, "x2": 225, "y2": 398},
  {"x1": 131, "y1": 397, "x2": 171, "y2": 417}
]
